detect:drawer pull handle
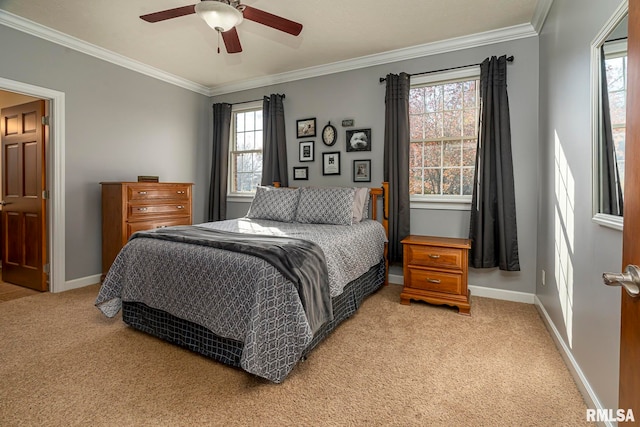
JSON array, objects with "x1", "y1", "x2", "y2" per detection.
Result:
[
  {"x1": 138, "y1": 191, "x2": 148, "y2": 195},
  {"x1": 176, "y1": 205, "x2": 184, "y2": 209},
  {"x1": 156, "y1": 225, "x2": 168, "y2": 228},
  {"x1": 428, "y1": 254, "x2": 440, "y2": 259},
  {"x1": 426, "y1": 278, "x2": 441, "y2": 284},
  {"x1": 137, "y1": 207, "x2": 148, "y2": 212},
  {"x1": 177, "y1": 191, "x2": 185, "y2": 194}
]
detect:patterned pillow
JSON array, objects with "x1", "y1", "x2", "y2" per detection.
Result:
[
  {"x1": 362, "y1": 189, "x2": 371, "y2": 219},
  {"x1": 295, "y1": 187, "x2": 356, "y2": 225},
  {"x1": 246, "y1": 186, "x2": 300, "y2": 222}
]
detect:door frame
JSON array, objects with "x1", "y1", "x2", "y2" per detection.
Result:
[{"x1": 0, "y1": 77, "x2": 65, "y2": 293}]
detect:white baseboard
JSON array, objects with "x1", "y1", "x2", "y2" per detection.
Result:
[
  {"x1": 58, "y1": 274, "x2": 101, "y2": 293},
  {"x1": 534, "y1": 296, "x2": 610, "y2": 427},
  {"x1": 389, "y1": 273, "x2": 535, "y2": 304},
  {"x1": 468, "y1": 284, "x2": 535, "y2": 304}
]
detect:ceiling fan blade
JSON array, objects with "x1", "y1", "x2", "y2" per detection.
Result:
[
  {"x1": 140, "y1": 5, "x2": 196, "y2": 23},
  {"x1": 222, "y1": 27, "x2": 243, "y2": 54},
  {"x1": 241, "y1": 6, "x2": 303, "y2": 36}
]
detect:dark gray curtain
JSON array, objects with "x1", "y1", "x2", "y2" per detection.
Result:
[
  {"x1": 599, "y1": 46, "x2": 624, "y2": 216},
  {"x1": 469, "y1": 56, "x2": 520, "y2": 271},
  {"x1": 383, "y1": 73, "x2": 411, "y2": 262},
  {"x1": 208, "y1": 103, "x2": 232, "y2": 222},
  {"x1": 261, "y1": 94, "x2": 288, "y2": 187}
]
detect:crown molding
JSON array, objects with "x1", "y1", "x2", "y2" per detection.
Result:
[
  {"x1": 209, "y1": 23, "x2": 537, "y2": 96},
  {"x1": 0, "y1": 8, "x2": 538, "y2": 98},
  {"x1": 531, "y1": 0, "x2": 554, "y2": 33},
  {"x1": 0, "y1": 10, "x2": 211, "y2": 96}
]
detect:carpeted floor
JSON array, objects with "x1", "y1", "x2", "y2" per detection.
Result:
[{"x1": 0, "y1": 284, "x2": 589, "y2": 426}]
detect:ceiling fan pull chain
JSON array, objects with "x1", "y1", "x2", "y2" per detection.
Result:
[{"x1": 217, "y1": 30, "x2": 221, "y2": 54}]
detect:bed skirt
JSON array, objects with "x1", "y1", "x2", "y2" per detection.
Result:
[{"x1": 122, "y1": 259, "x2": 386, "y2": 375}]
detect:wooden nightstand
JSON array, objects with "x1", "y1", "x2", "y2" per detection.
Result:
[{"x1": 400, "y1": 235, "x2": 471, "y2": 315}]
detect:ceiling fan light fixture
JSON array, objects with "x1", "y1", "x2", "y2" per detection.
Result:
[{"x1": 195, "y1": 1, "x2": 243, "y2": 32}]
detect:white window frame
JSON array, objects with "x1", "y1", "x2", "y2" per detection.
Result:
[
  {"x1": 409, "y1": 67, "x2": 480, "y2": 211},
  {"x1": 227, "y1": 100, "x2": 263, "y2": 202}
]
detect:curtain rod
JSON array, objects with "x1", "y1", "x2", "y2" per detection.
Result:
[
  {"x1": 228, "y1": 94, "x2": 286, "y2": 106},
  {"x1": 378, "y1": 55, "x2": 514, "y2": 83}
]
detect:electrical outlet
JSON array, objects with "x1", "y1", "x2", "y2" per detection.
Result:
[{"x1": 541, "y1": 269, "x2": 546, "y2": 286}]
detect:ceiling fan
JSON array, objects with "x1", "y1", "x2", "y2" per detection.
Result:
[{"x1": 140, "y1": 0, "x2": 303, "y2": 54}]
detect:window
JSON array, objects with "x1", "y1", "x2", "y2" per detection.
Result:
[
  {"x1": 229, "y1": 102, "x2": 263, "y2": 196},
  {"x1": 409, "y1": 68, "x2": 480, "y2": 209},
  {"x1": 604, "y1": 40, "x2": 627, "y2": 193}
]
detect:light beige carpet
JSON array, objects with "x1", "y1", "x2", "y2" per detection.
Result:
[{"x1": 0, "y1": 284, "x2": 589, "y2": 426}]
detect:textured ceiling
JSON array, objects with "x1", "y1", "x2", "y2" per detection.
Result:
[{"x1": 0, "y1": 0, "x2": 541, "y2": 93}]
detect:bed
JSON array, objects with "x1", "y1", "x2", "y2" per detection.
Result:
[{"x1": 96, "y1": 184, "x2": 389, "y2": 383}]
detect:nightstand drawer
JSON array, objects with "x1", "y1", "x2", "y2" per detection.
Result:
[
  {"x1": 405, "y1": 245, "x2": 464, "y2": 270},
  {"x1": 405, "y1": 268, "x2": 462, "y2": 295}
]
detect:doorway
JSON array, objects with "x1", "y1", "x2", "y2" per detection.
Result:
[
  {"x1": 0, "y1": 94, "x2": 47, "y2": 291},
  {"x1": 0, "y1": 77, "x2": 65, "y2": 293}
]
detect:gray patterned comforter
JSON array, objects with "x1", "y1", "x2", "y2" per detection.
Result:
[{"x1": 95, "y1": 218, "x2": 387, "y2": 382}]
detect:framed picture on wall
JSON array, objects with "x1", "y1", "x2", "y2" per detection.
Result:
[
  {"x1": 299, "y1": 141, "x2": 314, "y2": 162},
  {"x1": 297, "y1": 118, "x2": 316, "y2": 138},
  {"x1": 322, "y1": 152, "x2": 341, "y2": 176},
  {"x1": 346, "y1": 128, "x2": 371, "y2": 152},
  {"x1": 353, "y1": 160, "x2": 371, "y2": 182},
  {"x1": 293, "y1": 166, "x2": 309, "y2": 180}
]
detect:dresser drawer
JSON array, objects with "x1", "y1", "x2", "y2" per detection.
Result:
[
  {"x1": 127, "y1": 185, "x2": 190, "y2": 202},
  {"x1": 405, "y1": 268, "x2": 462, "y2": 295},
  {"x1": 127, "y1": 203, "x2": 190, "y2": 220},
  {"x1": 405, "y1": 244, "x2": 464, "y2": 270},
  {"x1": 127, "y1": 217, "x2": 191, "y2": 236}
]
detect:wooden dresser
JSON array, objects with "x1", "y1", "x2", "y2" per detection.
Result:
[
  {"x1": 400, "y1": 235, "x2": 471, "y2": 315},
  {"x1": 101, "y1": 182, "x2": 193, "y2": 279}
]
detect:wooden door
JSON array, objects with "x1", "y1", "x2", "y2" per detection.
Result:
[
  {"x1": 620, "y1": 0, "x2": 640, "y2": 418},
  {"x1": 1, "y1": 100, "x2": 47, "y2": 291}
]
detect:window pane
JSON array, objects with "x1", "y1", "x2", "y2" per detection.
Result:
[
  {"x1": 463, "y1": 81, "x2": 477, "y2": 108},
  {"x1": 463, "y1": 109, "x2": 477, "y2": 137},
  {"x1": 462, "y1": 139, "x2": 477, "y2": 166},
  {"x1": 245, "y1": 112, "x2": 255, "y2": 131},
  {"x1": 443, "y1": 111, "x2": 462, "y2": 137},
  {"x1": 255, "y1": 131, "x2": 263, "y2": 150},
  {"x1": 423, "y1": 169, "x2": 441, "y2": 194},
  {"x1": 255, "y1": 110, "x2": 263, "y2": 130},
  {"x1": 606, "y1": 58, "x2": 625, "y2": 91},
  {"x1": 410, "y1": 168, "x2": 423, "y2": 195},
  {"x1": 236, "y1": 133, "x2": 245, "y2": 151},
  {"x1": 444, "y1": 82, "x2": 463, "y2": 111},
  {"x1": 245, "y1": 131, "x2": 255, "y2": 150},
  {"x1": 425, "y1": 86, "x2": 443, "y2": 113},
  {"x1": 410, "y1": 142, "x2": 423, "y2": 168},
  {"x1": 442, "y1": 168, "x2": 461, "y2": 195},
  {"x1": 609, "y1": 91, "x2": 626, "y2": 124},
  {"x1": 463, "y1": 168, "x2": 475, "y2": 195},
  {"x1": 424, "y1": 141, "x2": 441, "y2": 167},
  {"x1": 236, "y1": 113, "x2": 245, "y2": 132},
  {"x1": 425, "y1": 112, "x2": 443, "y2": 139},
  {"x1": 252, "y1": 173, "x2": 262, "y2": 188},
  {"x1": 443, "y1": 141, "x2": 461, "y2": 167},
  {"x1": 253, "y1": 153, "x2": 263, "y2": 172},
  {"x1": 410, "y1": 114, "x2": 425, "y2": 141},
  {"x1": 410, "y1": 88, "x2": 425, "y2": 114}
]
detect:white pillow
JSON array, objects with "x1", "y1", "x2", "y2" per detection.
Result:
[{"x1": 352, "y1": 187, "x2": 370, "y2": 223}]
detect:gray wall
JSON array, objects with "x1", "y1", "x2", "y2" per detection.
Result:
[
  {"x1": 537, "y1": 0, "x2": 624, "y2": 411},
  {"x1": 214, "y1": 36, "x2": 540, "y2": 295},
  {"x1": 0, "y1": 24, "x2": 211, "y2": 281}
]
